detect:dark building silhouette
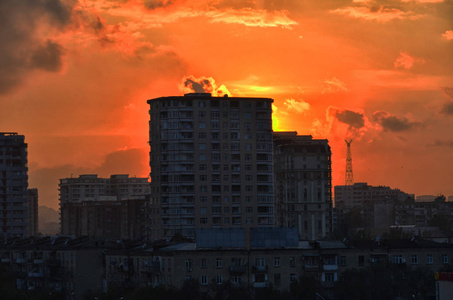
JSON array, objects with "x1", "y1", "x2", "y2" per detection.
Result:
[
  {"x1": 59, "y1": 174, "x2": 150, "y2": 238},
  {"x1": 148, "y1": 93, "x2": 275, "y2": 240},
  {"x1": 273, "y1": 132, "x2": 333, "y2": 240},
  {"x1": 0, "y1": 132, "x2": 29, "y2": 238}
]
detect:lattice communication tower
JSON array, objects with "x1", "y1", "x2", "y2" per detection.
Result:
[{"x1": 345, "y1": 139, "x2": 354, "y2": 185}]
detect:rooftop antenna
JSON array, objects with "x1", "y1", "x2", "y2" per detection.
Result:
[{"x1": 345, "y1": 139, "x2": 354, "y2": 185}]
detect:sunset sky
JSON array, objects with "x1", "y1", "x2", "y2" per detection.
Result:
[{"x1": 1, "y1": 0, "x2": 452, "y2": 208}]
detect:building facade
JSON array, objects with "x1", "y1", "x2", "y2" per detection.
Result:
[
  {"x1": 273, "y1": 132, "x2": 332, "y2": 240},
  {"x1": 334, "y1": 182, "x2": 414, "y2": 230},
  {"x1": 0, "y1": 132, "x2": 29, "y2": 238},
  {"x1": 27, "y1": 188, "x2": 38, "y2": 236},
  {"x1": 148, "y1": 93, "x2": 274, "y2": 239},
  {"x1": 59, "y1": 174, "x2": 150, "y2": 237}
]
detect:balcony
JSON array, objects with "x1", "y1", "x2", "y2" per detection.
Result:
[
  {"x1": 15, "y1": 258, "x2": 26, "y2": 264},
  {"x1": 322, "y1": 281, "x2": 336, "y2": 288},
  {"x1": 323, "y1": 265, "x2": 338, "y2": 271},
  {"x1": 253, "y1": 281, "x2": 271, "y2": 288},
  {"x1": 229, "y1": 265, "x2": 246, "y2": 274},
  {"x1": 28, "y1": 272, "x2": 44, "y2": 278},
  {"x1": 252, "y1": 265, "x2": 268, "y2": 273}
]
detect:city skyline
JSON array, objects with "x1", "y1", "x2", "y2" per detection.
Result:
[{"x1": 1, "y1": 0, "x2": 452, "y2": 208}]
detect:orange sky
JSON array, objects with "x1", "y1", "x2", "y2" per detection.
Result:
[{"x1": 1, "y1": 0, "x2": 453, "y2": 208}]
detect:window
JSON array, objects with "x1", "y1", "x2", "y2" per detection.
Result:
[
  {"x1": 255, "y1": 258, "x2": 265, "y2": 266},
  {"x1": 199, "y1": 154, "x2": 206, "y2": 160},
  {"x1": 200, "y1": 218, "x2": 208, "y2": 224},
  {"x1": 199, "y1": 164, "x2": 206, "y2": 171},
  {"x1": 216, "y1": 258, "x2": 222, "y2": 268},
  {"x1": 411, "y1": 255, "x2": 418, "y2": 265},
  {"x1": 199, "y1": 143, "x2": 206, "y2": 150},
  {"x1": 232, "y1": 276, "x2": 242, "y2": 284},
  {"x1": 289, "y1": 257, "x2": 295, "y2": 267},
  {"x1": 324, "y1": 273, "x2": 335, "y2": 282},
  {"x1": 201, "y1": 258, "x2": 207, "y2": 269},
  {"x1": 246, "y1": 218, "x2": 253, "y2": 224},
  {"x1": 340, "y1": 256, "x2": 346, "y2": 266},
  {"x1": 274, "y1": 257, "x2": 280, "y2": 267},
  {"x1": 392, "y1": 255, "x2": 404, "y2": 264},
  {"x1": 290, "y1": 274, "x2": 297, "y2": 282},
  {"x1": 427, "y1": 254, "x2": 433, "y2": 264},
  {"x1": 274, "y1": 274, "x2": 281, "y2": 285},
  {"x1": 199, "y1": 175, "x2": 207, "y2": 181},
  {"x1": 200, "y1": 196, "x2": 207, "y2": 203},
  {"x1": 358, "y1": 255, "x2": 364, "y2": 266},
  {"x1": 200, "y1": 207, "x2": 207, "y2": 214},
  {"x1": 246, "y1": 207, "x2": 253, "y2": 213},
  {"x1": 216, "y1": 275, "x2": 223, "y2": 285},
  {"x1": 201, "y1": 275, "x2": 208, "y2": 285},
  {"x1": 199, "y1": 122, "x2": 206, "y2": 129},
  {"x1": 199, "y1": 132, "x2": 206, "y2": 138},
  {"x1": 442, "y1": 254, "x2": 448, "y2": 264},
  {"x1": 185, "y1": 259, "x2": 192, "y2": 269}
]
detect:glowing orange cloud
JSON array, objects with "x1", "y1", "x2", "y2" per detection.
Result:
[
  {"x1": 394, "y1": 52, "x2": 425, "y2": 69},
  {"x1": 208, "y1": 8, "x2": 298, "y2": 29},
  {"x1": 330, "y1": 6, "x2": 421, "y2": 22},
  {"x1": 442, "y1": 30, "x2": 453, "y2": 40}
]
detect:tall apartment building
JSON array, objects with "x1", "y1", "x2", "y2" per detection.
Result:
[
  {"x1": 273, "y1": 132, "x2": 332, "y2": 240},
  {"x1": 27, "y1": 188, "x2": 38, "y2": 236},
  {"x1": 0, "y1": 132, "x2": 29, "y2": 238},
  {"x1": 148, "y1": 93, "x2": 274, "y2": 239},
  {"x1": 59, "y1": 174, "x2": 150, "y2": 237}
]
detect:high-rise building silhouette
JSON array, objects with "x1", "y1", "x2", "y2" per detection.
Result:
[
  {"x1": 0, "y1": 132, "x2": 29, "y2": 238},
  {"x1": 147, "y1": 93, "x2": 274, "y2": 239},
  {"x1": 273, "y1": 132, "x2": 332, "y2": 240}
]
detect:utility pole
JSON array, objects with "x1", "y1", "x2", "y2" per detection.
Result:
[{"x1": 345, "y1": 140, "x2": 353, "y2": 186}]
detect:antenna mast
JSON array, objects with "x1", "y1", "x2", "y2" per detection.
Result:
[{"x1": 345, "y1": 139, "x2": 354, "y2": 185}]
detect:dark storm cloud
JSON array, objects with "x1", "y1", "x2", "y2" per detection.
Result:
[
  {"x1": 335, "y1": 109, "x2": 365, "y2": 129},
  {"x1": 0, "y1": 0, "x2": 76, "y2": 94},
  {"x1": 183, "y1": 76, "x2": 215, "y2": 93},
  {"x1": 373, "y1": 111, "x2": 422, "y2": 132},
  {"x1": 30, "y1": 40, "x2": 65, "y2": 71}
]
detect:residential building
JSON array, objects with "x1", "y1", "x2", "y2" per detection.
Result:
[
  {"x1": 27, "y1": 188, "x2": 38, "y2": 236},
  {"x1": 334, "y1": 182, "x2": 414, "y2": 231},
  {"x1": 59, "y1": 174, "x2": 150, "y2": 237},
  {"x1": 273, "y1": 132, "x2": 332, "y2": 240},
  {"x1": 0, "y1": 236, "x2": 108, "y2": 300},
  {"x1": 1, "y1": 234, "x2": 452, "y2": 299},
  {"x1": 147, "y1": 93, "x2": 274, "y2": 239},
  {"x1": 0, "y1": 132, "x2": 29, "y2": 238}
]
